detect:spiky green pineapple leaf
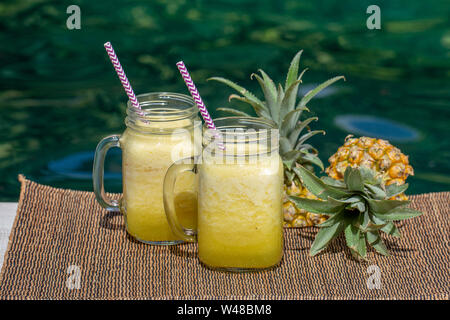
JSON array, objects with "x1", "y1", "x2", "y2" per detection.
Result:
[
  {"x1": 358, "y1": 211, "x2": 371, "y2": 231},
  {"x1": 365, "y1": 184, "x2": 387, "y2": 200},
  {"x1": 295, "y1": 130, "x2": 325, "y2": 150},
  {"x1": 298, "y1": 68, "x2": 308, "y2": 82},
  {"x1": 345, "y1": 223, "x2": 367, "y2": 260},
  {"x1": 356, "y1": 230, "x2": 368, "y2": 259},
  {"x1": 320, "y1": 176, "x2": 346, "y2": 188},
  {"x1": 285, "y1": 50, "x2": 303, "y2": 90},
  {"x1": 371, "y1": 213, "x2": 391, "y2": 227},
  {"x1": 280, "y1": 107, "x2": 309, "y2": 136},
  {"x1": 361, "y1": 209, "x2": 388, "y2": 232},
  {"x1": 344, "y1": 223, "x2": 359, "y2": 249},
  {"x1": 288, "y1": 196, "x2": 345, "y2": 215},
  {"x1": 359, "y1": 166, "x2": 381, "y2": 185},
  {"x1": 293, "y1": 166, "x2": 352, "y2": 200},
  {"x1": 329, "y1": 195, "x2": 363, "y2": 204},
  {"x1": 367, "y1": 198, "x2": 409, "y2": 214},
  {"x1": 386, "y1": 183, "x2": 409, "y2": 198},
  {"x1": 318, "y1": 212, "x2": 346, "y2": 228},
  {"x1": 285, "y1": 170, "x2": 295, "y2": 184},
  {"x1": 348, "y1": 201, "x2": 366, "y2": 212},
  {"x1": 359, "y1": 214, "x2": 387, "y2": 232},
  {"x1": 288, "y1": 116, "x2": 318, "y2": 146},
  {"x1": 299, "y1": 143, "x2": 318, "y2": 154},
  {"x1": 310, "y1": 219, "x2": 348, "y2": 256},
  {"x1": 256, "y1": 69, "x2": 277, "y2": 100},
  {"x1": 283, "y1": 149, "x2": 322, "y2": 172},
  {"x1": 344, "y1": 166, "x2": 365, "y2": 192},
  {"x1": 251, "y1": 72, "x2": 277, "y2": 118},
  {"x1": 366, "y1": 230, "x2": 379, "y2": 245},
  {"x1": 299, "y1": 76, "x2": 345, "y2": 107},
  {"x1": 297, "y1": 152, "x2": 324, "y2": 171},
  {"x1": 208, "y1": 77, "x2": 267, "y2": 112},
  {"x1": 343, "y1": 165, "x2": 352, "y2": 183},
  {"x1": 375, "y1": 207, "x2": 423, "y2": 221},
  {"x1": 216, "y1": 107, "x2": 252, "y2": 117},
  {"x1": 280, "y1": 79, "x2": 302, "y2": 124},
  {"x1": 380, "y1": 222, "x2": 401, "y2": 237},
  {"x1": 279, "y1": 137, "x2": 294, "y2": 156},
  {"x1": 275, "y1": 83, "x2": 285, "y2": 124},
  {"x1": 366, "y1": 231, "x2": 390, "y2": 256},
  {"x1": 285, "y1": 67, "x2": 310, "y2": 129},
  {"x1": 282, "y1": 150, "x2": 302, "y2": 170},
  {"x1": 228, "y1": 94, "x2": 270, "y2": 118}
]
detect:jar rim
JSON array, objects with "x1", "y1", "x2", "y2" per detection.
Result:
[
  {"x1": 202, "y1": 116, "x2": 279, "y2": 155},
  {"x1": 126, "y1": 92, "x2": 197, "y2": 121},
  {"x1": 203, "y1": 116, "x2": 277, "y2": 137}
]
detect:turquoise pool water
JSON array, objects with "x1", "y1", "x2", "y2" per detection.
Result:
[{"x1": 0, "y1": 0, "x2": 449, "y2": 200}]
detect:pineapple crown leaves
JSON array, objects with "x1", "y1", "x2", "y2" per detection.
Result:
[
  {"x1": 288, "y1": 165, "x2": 423, "y2": 260},
  {"x1": 208, "y1": 50, "x2": 344, "y2": 172}
]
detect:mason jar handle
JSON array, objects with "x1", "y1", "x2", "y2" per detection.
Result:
[
  {"x1": 163, "y1": 157, "x2": 198, "y2": 242},
  {"x1": 93, "y1": 135, "x2": 121, "y2": 211}
]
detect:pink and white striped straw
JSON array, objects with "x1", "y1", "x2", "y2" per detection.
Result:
[
  {"x1": 104, "y1": 42, "x2": 141, "y2": 110},
  {"x1": 176, "y1": 61, "x2": 224, "y2": 149}
]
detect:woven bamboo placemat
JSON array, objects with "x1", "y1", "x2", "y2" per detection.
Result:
[{"x1": 0, "y1": 175, "x2": 448, "y2": 300}]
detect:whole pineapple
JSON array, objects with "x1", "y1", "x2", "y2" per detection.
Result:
[
  {"x1": 326, "y1": 135, "x2": 414, "y2": 200},
  {"x1": 209, "y1": 50, "x2": 345, "y2": 227}
]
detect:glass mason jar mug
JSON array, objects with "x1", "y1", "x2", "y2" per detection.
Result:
[
  {"x1": 164, "y1": 117, "x2": 284, "y2": 271},
  {"x1": 93, "y1": 92, "x2": 200, "y2": 244}
]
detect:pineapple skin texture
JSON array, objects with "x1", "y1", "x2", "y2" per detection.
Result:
[
  {"x1": 283, "y1": 180, "x2": 327, "y2": 227},
  {"x1": 326, "y1": 136, "x2": 414, "y2": 200}
]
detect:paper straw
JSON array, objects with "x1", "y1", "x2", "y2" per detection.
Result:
[
  {"x1": 104, "y1": 42, "x2": 141, "y2": 110},
  {"x1": 176, "y1": 61, "x2": 224, "y2": 149}
]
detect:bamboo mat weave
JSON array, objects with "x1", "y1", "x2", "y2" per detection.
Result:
[{"x1": 0, "y1": 175, "x2": 448, "y2": 300}]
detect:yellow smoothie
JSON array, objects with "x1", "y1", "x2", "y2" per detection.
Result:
[
  {"x1": 197, "y1": 151, "x2": 284, "y2": 269},
  {"x1": 121, "y1": 120, "x2": 198, "y2": 242}
]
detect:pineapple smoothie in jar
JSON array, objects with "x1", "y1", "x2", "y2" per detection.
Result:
[
  {"x1": 93, "y1": 92, "x2": 200, "y2": 244},
  {"x1": 164, "y1": 117, "x2": 284, "y2": 271}
]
